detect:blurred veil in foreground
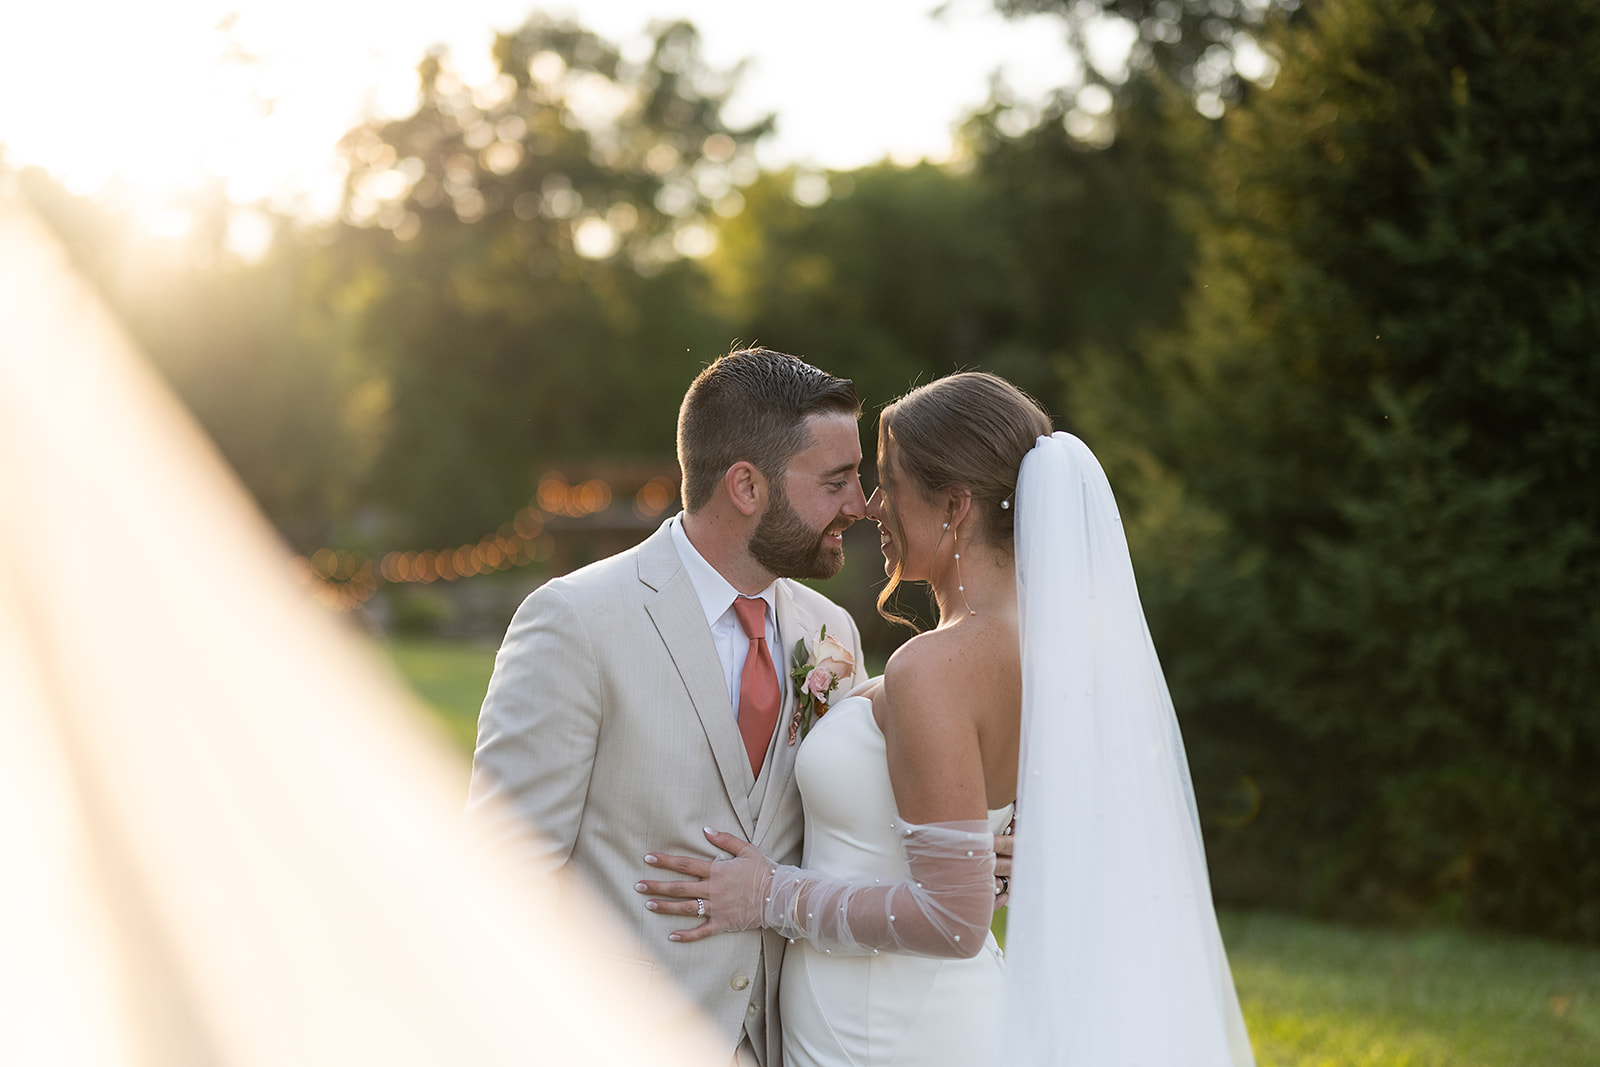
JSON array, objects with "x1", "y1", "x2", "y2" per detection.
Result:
[{"x1": 0, "y1": 193, "x2": 720, "y2": 1066}]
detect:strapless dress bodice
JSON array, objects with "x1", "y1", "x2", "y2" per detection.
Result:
[
  {"x1": 796, "y1": 693, "x2": 1013, "y2": 877},
  {"x1": 780, "y1": 685, "x2": 1007, "y2": 1067}
]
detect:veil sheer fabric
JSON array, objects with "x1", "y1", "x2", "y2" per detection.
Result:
[
  {"x1": 0, "y1": 193, "x2": 720, "y2": 1067},
  {"x1": 1002, "y1": 432, "x2": 1254, "y2": 1066}
]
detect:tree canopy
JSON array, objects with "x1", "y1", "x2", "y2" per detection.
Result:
[{"x1": 995, "y1": 0, "x2": 1302, "y2": 109}]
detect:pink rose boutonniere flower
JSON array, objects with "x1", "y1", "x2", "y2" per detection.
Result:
[
  {"x1": 803, "y1": 667, "x2": 833, "y2": 701},
  {"x1": 788, "y1": 625, "x2": 856, "y2": 743}
]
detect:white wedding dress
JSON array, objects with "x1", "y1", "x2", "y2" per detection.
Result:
[{"x1": 780, "y1": 690, "x2": 1011, "y2": 1067}]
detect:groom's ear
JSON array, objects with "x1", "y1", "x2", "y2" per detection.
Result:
[{"x1": 724, "y1": 461, "x2": 767, "y2": 517}]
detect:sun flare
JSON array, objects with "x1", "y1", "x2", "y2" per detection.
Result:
[{"x1": 0, "y1": 0, "x2": 1088, "y2": 260}]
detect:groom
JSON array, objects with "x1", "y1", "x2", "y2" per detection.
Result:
[{"x1": 467, "y1": 347, "x2": 868, "y2": 1067}]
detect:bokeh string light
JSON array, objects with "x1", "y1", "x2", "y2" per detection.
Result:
[{"x1": 294, "y1": 471, "x2": 680, "y2": 611}]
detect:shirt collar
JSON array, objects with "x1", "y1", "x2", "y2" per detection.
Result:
[{"x1": 668, "y1": 513, "x2": 778, "y2": 630}]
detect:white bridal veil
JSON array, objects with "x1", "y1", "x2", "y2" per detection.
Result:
[
  {"x1": 0, "y1": 193, "x2": 720, "y2": 1065},
  {"x1": 1002, "y1": 433, "x2": 1255, "y2": 1066}
]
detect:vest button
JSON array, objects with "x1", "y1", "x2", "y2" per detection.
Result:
[{"x1": 731, "y1": 975, "x2": 750, "y2": 991}]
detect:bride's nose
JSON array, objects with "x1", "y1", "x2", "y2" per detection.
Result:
[{"x1": 865, "y1": 487, "x2": 884, "y2": 520}]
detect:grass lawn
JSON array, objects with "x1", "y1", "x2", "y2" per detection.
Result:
[
  {"x1": 380, "y1": 636, "x2": 499, "y2": 754},
  {"x1": 1220, "y1": 910, "x2": 1598, "y2": 1067},
  {"x1": 386, "y1": 636, "x2": 1600, "y2": 1067}
]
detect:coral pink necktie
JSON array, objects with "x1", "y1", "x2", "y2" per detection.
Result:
[{"x1": 732, "y1": 597, "x2": 780, "y2": 776}]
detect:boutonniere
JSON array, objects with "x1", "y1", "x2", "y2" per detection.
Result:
[{"x1": 788, "y1": 624, "x2": 856, "y2": 743}]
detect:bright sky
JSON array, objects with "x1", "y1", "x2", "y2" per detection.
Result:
[{"x1": 0, "y1": 0, "x2": 1123, "y2": 228}]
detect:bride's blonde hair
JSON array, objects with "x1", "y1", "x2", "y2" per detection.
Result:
[{"x1": 875, "y1": 372, "x2": 1052, "y2": 627}]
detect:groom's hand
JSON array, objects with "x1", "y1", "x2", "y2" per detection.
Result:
[{"x1": 992, "y1": 815, "x2": 1015, "y2": 910}]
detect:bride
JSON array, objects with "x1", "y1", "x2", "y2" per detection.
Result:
[{"x1": 639, "y1": 372, "x2": 1254, "y2": 1066}]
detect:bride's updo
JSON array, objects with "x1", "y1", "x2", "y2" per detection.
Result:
[{"x1": 876, "y1": 372, "x2": 1052, "y2": 621}]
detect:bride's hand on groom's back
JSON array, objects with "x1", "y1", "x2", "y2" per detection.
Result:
[{"x1": 635, "y1": 828, "x2": 772, "y2": 942}]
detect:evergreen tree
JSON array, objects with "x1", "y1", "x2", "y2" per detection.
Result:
[{"x1": 1091, "y1": 0, "x2": 1600, "y2": 935}]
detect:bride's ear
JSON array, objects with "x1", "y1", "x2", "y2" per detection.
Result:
[{"x1": 946, "y1": 488, "x2": 973, "y2": 533}]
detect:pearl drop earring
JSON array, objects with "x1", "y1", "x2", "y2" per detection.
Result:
[{"x1": 953, "y1": 525, "x2": 975, "y2": 617}]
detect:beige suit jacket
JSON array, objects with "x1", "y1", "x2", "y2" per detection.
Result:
[{"x1": 467, "y1": 518, "x2": 864, "y2": 1067}]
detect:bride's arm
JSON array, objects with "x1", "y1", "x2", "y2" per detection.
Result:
[
  {"x1": 639, "y1": 819, "x2": 994, "y2": 959},
  {"x1": 637, "y1": 644, "x2": 1000, "y2": 958}
]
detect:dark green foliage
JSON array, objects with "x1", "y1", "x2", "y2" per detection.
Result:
[
  {"x1": 711, "y1": 162, "x2": 1030, "y2": 405},
  {"x1": 1085, "y1": 0, "x2": 1600, "y2": 936},
  {"x1": 329, "y1": 16, "x2": 756, "y2": 544},
  {"x1": 711, "y1": 78, "x2": 1193, "y2": 415},
  {"x1": 388, "y1": 587, "x2": 457, "y2": 638},
  {"x1": 705, "y1": 83, "x2": 1198, "y2": 651},
  {"x1": 965, "y1": 77, "x2": 1196, "y2": 389}
]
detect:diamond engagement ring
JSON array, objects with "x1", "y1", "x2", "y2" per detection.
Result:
[{"x1": 696, "y1": 898, "x2": 707, "y2": 917}]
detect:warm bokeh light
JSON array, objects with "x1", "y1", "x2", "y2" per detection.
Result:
[
  {"x1": 634, "y1": 475, "x2": 678, "y2": 518},
  {"x1": 294, "y1": 469, "x2": 639, "y2": 607},
  {"x1": 535, "y1": 472, "x2": 615, "y2": 518}
]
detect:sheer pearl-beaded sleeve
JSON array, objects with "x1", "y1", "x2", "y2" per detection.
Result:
[{"x1": 711, "y1": 819, "x2": 996, "y2": 959}]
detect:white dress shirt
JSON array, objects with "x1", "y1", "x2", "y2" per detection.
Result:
[{"x1": 669, "y1": 513, "x2": 786, "y2": 718}]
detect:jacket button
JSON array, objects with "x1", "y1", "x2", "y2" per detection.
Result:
[{"x1": 731, "y1": 975, "x2": 750, "y2": 991}]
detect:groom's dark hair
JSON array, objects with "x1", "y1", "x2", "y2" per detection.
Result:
[{"x1": 677, "y1": 347, "x2": 860, "y2": 513}]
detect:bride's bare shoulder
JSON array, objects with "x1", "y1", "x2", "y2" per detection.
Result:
[{"x1": 880, "y1": 622, "x2": 1011, "y2": 725}]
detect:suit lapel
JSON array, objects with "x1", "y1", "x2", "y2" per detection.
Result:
[{"x1": 638, "y1": 523, "x2": 758, "y2": 838}]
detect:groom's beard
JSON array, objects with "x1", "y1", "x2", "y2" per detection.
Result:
[{"x1": 749, "y1": 486, "x2": 849, "y2": 580}]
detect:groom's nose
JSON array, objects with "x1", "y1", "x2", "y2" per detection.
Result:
[{"x1": 841, "y1": 477, "x2": 868, "y2": 521}]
